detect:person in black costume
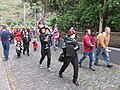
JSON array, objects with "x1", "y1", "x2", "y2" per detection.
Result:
[
  {"x1": 59, "y1": 29, "x2": 80, "y2": 86},
  {"x1": 39, "y1": 27, "x2": 52, "y2": 71},
  {"x1": 22, "y1": 29, "x2": 31, "y2": 56}
]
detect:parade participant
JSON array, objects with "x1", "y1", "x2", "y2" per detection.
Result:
[
  {"x1": 90, "y1": 29, "x2": 97, "y2": 49},
  {"x1": 52, "y1": 27, "x2": 60, "y2": 51},
  {"x1": 16, "y1": 41, "x2": 22, "y2": 58},
  {"x1": 95, "y1": 27, "x2": 113, "y2": 68},
  {"x1": 15, "y1": 28, "x2": 22, "y2": 43},
  {"x1": 32, "y1": 39, "x2": 38, "y2": 51},
  {"x1": 59, "y1": 29, "x2": 80, "y2": 86},
  {"x1": 39, "y1": 27, "x2": 52, "y2": 71},
  {"x1": 22, "y1": 29, "x2": 31, "y2": 56},
  {"x1": 78, "y1": 29, "x2": 95, "y2": 71},
  {"x1": 10, "y1": 31, "x2": 15, "y2": 44},
  {"x1": 0, "y1": 25, "x2": 10, "y2": 61}
]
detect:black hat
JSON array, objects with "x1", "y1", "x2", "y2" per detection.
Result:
[{"x1": 39, "y1": 26, "x2": 45, "y2": 33}]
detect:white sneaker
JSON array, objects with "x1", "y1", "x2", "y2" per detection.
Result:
[
  {"x1": 39, "y1": 64, "x2": 43, "y2": 68},
  {"x1": 47, "y1": 68, "x2": 53, "y2": 71}
]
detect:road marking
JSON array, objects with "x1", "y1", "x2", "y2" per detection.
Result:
[{"x1": 108, "y1": 47, "x2": 120, "y2": 51}]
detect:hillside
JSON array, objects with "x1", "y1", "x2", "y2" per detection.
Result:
[{"x1": 0, "y1": 0, "x2": 31, "y2": 25}]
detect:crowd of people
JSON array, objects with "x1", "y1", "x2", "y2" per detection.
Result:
[{"x1": 0, "y1": 22, "x2": 113, "y2": 86}]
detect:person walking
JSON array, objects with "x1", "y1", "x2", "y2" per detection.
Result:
[
  {"x1": 39, "y1": 27, "x2": 52, "y2": 71},
  {"x1": 59, "y1": 29, "x2": 80, "y2": 86},
  {"x1": 78, "y1": 29, "x2": 95, "y2": 71},
  {"x1": 0, "y1": 25, "x2": 10, "y2": 61},
  {"x1": 94, "y1": 27, "x2": 113, "y2": 68},
  {"x1": 22, "y1": 29, "x2": 31, "y2": 56},
  {"x1": 32, "y1": 39, "x2": 38, "y2": 51},
  {"x1": 52, "y1": 27, "x2": 60, "y2": 51}
]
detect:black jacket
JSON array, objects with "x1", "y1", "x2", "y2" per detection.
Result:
[
  {"x1": 39, "y1": 33, "x2": 52, "y2": 52},
  {"x1": 22, "y1": 35, "x2": 31, "y2": 44},
  {"x1": 62, "y1": 37, "x2": 80, "y2": 57}
]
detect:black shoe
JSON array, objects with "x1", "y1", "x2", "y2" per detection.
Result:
[
  {"x1": 73, "y1": 79, "x2": 79, "y2": 86},
  {"x1": 94, "y1": 63, "x2": 99, "y2": 66},
  {"x1": 107, "y1": 65, "x2": 113, "y2": 68},
  {"x1": 90, "y1": 67, "x2": 95, "y2": 71},
  {"x1": 59, "y1": 72, "x2": 63, "y2": 78},
  {"x1": 27, "y1": 54, "x2": 30, "y2": 56}
]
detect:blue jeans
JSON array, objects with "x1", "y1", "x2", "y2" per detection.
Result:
[
  {"x1": 53, "y1": 39, "x2": 58, "y2": 50},
  {"x1": 95, "y1": 47, "x2": 110, "y2": 65},
  {"x1": 79, "y1": 51, "x2": 94, "y2": 68},
  {"x1": 2, "y1": 42, "x2": 10, "y2": 60}
]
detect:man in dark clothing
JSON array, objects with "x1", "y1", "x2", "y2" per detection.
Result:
[
  {"x1": 22, "y1": 29, "x2": 31, "y2": 56},
  {"x1": 1, "y1": 25, "x2": 10, "y2": 61},
  {"x1": 39, "y1": 27, "x2": 52, "y2": 71},
  {"x1": 59, "y1": 29, "x2": 80, "y2": 86}
]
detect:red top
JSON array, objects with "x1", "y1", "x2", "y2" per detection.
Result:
[
  {"x1": 33, "y1": 42, "x2": 38, "y2": 49},
  {"x1": 52, "y1": 32, "x2": 60, "y2": 41},
  {"x1": 83, "y1": 35, "x2": 93, "y2": 52},
  {"x1": 15, "y1": 31, "x2": 22, "y2": 42}
]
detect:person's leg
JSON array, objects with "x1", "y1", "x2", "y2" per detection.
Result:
[
  {"x1": 26, "y1": 44, "x2": 30, "y2": 56},
  {"x1": 95, "y1": 48, "x2": 104, "y2": 65},
  {"x1": 56, "y1": 40, "x2": 59, "y2": 48},
  {"x1": 53, "y1": 39, "x2": 56, "y2": 50},
  {"x1": 71, "y1": 56, "x2": 78, "y2": 80},
  {"x1": 23, "y1": 44, "x2": 26, "y2": 54},
  {"x1": 78, "y1": 52, "x2": 89, "y2": 66},
  {"x1": 102, "y1": 50, "x2": 112, "y2": 67},
  {"x1": 2, "y1": 43, "x2": 6, "y2": 59},
  {"x1": 89, "y1": 51, "x2": 94, "y2": 67},
  {"x1": 46, "y1": 49, "x2": 51, "y2": 68},
  {"x1": 18, "y1": 51, "x2": 21, "y2": 58},
  {"x1": 59, "y1": 57, "x2": 71, "y2": 76},
  {"x1": 71, "y1": 56, "x2": 79, "y2": 86},
  {"x1": 89, "y1": 51, "x2": 95, "y2": 71},
  {"x1": 2, "y1": 42, "x2": 10, "y2": 60},
  {"x1": 39, "y1": 52, "x2": 46, "y2": 65}
]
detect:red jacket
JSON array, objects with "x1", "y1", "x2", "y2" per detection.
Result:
[
  {"x1": 15, "y1": 31, "x2": 22, "y2": 42},
  {"x1": 83, "y1": 35, "x2": 93, "y2": 52},
  {"x1": 33, "y1": 42, "x2": 38, "y2": 49}
]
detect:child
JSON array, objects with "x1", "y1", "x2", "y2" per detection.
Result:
[
  {"x1": 32, "y1": 40, "x2": 38, "y2": 51},
  {"x1": 16, "y1": 42, "x2": 22, "y2": 58},
  {"x1": 45, "y1": 28, "x2": 52, "y2": 49}
]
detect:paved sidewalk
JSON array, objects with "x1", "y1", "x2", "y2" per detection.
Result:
[
  {"x1": 0, "y1": 42, "x2": 120, "y2": 90},
  {"x1": 3, "y1": 43, "x2": 120, "y2": 90},
  {"x1": 0, "y1": 42, "x2": 11, "y2": 90}
]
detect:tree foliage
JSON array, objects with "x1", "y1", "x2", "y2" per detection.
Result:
[{"x1": 23, "y1": 0, "x2": 120, "y2": 32}]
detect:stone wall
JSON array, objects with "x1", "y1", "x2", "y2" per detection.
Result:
[{"x1": 75, "y1": 32, "x2": 120, "y2": 48}]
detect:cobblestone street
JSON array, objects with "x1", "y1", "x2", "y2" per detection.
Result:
[{"x1": 3, "y1": 43, "x2": 120, "y2": 90}]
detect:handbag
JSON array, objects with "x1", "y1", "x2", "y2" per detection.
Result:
[{"x1": 58, "y1": 53, "x2": 65, "y2": 62}]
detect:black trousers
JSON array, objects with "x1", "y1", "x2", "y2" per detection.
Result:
[
  {"x1": 59, "y1": 56, "x2": 78, "y2": 80},
  {"x1": 23, "y1": 43, "x2": 29, "y2": 55},
  {"x1": 39, "y1": 49, "x2": 51, "y2": 68}
]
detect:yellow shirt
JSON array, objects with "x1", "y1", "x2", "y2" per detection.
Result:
[{"x1": 98, "y1": 33, "x2": 110, "y2": 49}]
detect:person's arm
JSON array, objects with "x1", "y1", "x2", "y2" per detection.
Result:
[
  {"x1": 74, "y1": 41, "x2": 80, "y2": 50},
  {"x1": 39, "y1": 34, "x2": 47, "y2": 44}
]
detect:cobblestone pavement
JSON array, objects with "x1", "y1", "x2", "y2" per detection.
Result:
[{"x1": 3, "y1": 42, "x2": 120, "y2": 90}]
